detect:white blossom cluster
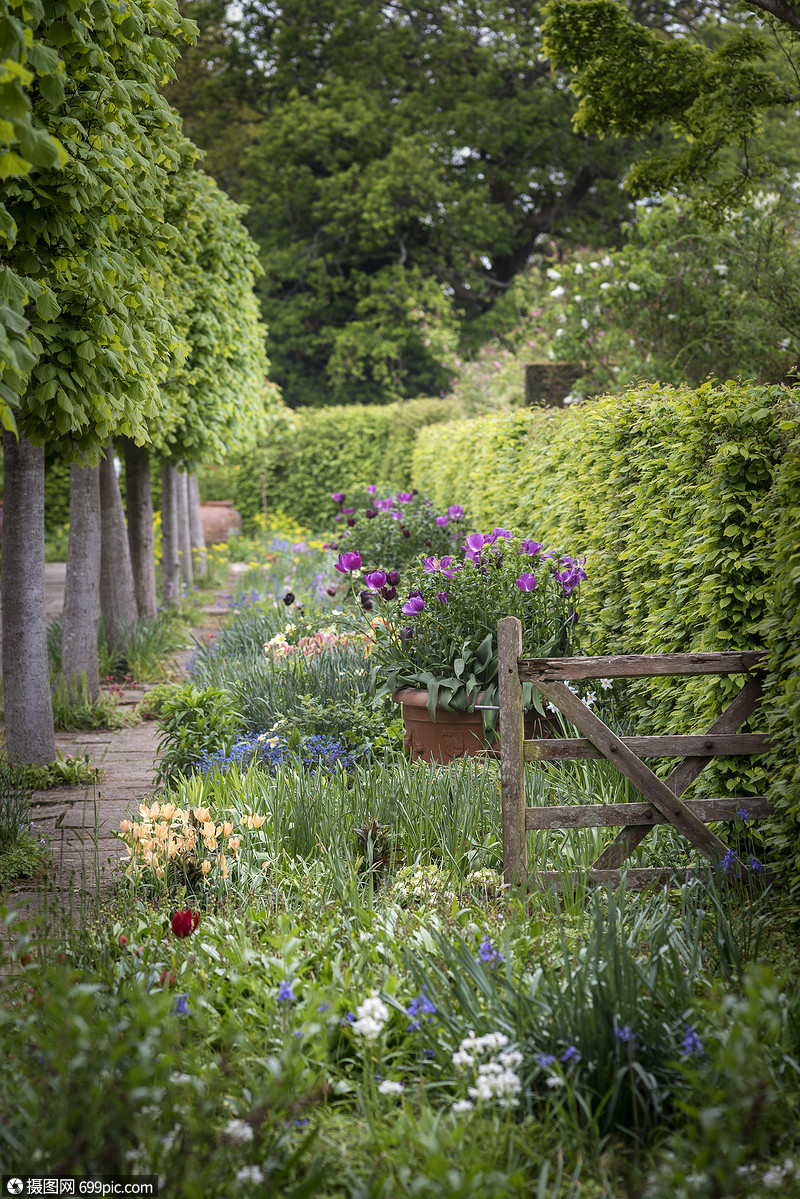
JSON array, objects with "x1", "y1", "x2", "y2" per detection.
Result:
[
  {"x1": 377, "y1": 1079, "x2": 404, "y2": 1096},
  {"x1": 223, "y1": 1118, "x2": 254, "y2": 1145},
  {"x1": 467, "y1": 1060, "x2": 522, "y2": 1107},
  {"x1": 352, "y1": 992, "x2": 390, "y2": 1042},
  {"x1": 451, "y1": 1031, "x2": 522, "y2": 1111}
]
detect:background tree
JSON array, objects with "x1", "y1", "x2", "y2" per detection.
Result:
[
  {"x1": 542, "y1": 0, "x2": 800, "y2": 209},
  {"x1": 166, "y1": 0, "x2": 638, "y2": 406}
]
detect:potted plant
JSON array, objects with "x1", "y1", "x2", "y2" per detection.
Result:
[{"x1": 333, "y1": 527, "x2": 587, "y2": 762}]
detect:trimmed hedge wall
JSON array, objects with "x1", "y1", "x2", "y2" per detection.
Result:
[
  {"x1": 414, "y1": 381, "x2": 800, "y2": 888},
  {"x1": 209, "y1": 397, "x2": 463, "y2": 532}
]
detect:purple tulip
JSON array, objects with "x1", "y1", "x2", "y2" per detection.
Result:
[
  {"x1": 365, "y1": 508, "x2": 377, "y2": 519},
  {"x1": 334, "y1": 514, "x2": 342, "y2": 522},
  {"x1": 334, "y1": 551, "x2": 362, "y2": 574},
  {"x1": 448, "y1": 505, "x2": 464, "y2": 520},
  {"x1": 397, "y1": 492, "x2": 413, "y2": 503},
  {"x1": 488, "y1": 528, "x2": 512, "y2": 542},
  {"x1": 367, "y1": 484, "x2": 377, "y2": 494},
  {"x1": 422, "y1": 557, "x2": 439, "y2": 572},
  {"x1": 332, "y1": 492, "x2": 346, "y2": 504},
  {"x1": 437, "y1": 590, "x2": 448, "y2": 604},
  {"x1": 381, "y1": 585, "x2": 397, "y2": 601},
  {"x1": 387, "y1": 571, "x2": 401, "y2": 587},
  {"x1": 516, "y1": 573, "x2": 537, "y2": 592},
  {"x1": 342, "y1": 507, "x2": 354, "y2": 515},
  {"x1": 464, "y1": 533, "x2": 486, "y2": 553},
  {"x1": 402, "y1": 595, "x2": 425, "y2": 616},
  {"x1": 365, "y1": 570, "x2": 387, "y2": 589},
  {"x1": 359, "y1": 591, "x2": 373, "y2": 611},
  {"x1": 521, "y1": 539, "x2": 542, "y2": 556},
  {"x1": 436, "y1": 515, "x2": 448, "y2": 527}
]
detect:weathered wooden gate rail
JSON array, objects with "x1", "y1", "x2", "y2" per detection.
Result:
[{"x1": 497, "y1": 617, "x2": 773, "y2": 891}]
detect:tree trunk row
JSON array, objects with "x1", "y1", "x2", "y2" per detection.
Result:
[{"x1": 1, "y1": 433, "x2": 206, "y2": 764}]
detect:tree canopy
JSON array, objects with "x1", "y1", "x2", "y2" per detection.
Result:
[
  {"x1": 167, "y1": 0, "x2": 639, "y2": 406},
  {"x1": 542, "y1": 0, "x2": 800, "y2": 208}
]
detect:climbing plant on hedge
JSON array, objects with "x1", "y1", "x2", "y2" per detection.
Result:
[
  {"x1": 413, "y1": 381, "x2": 800, "y2": 886},
  {"x1": 0, "y1": 0, "x2": 194, "y2": 764}
]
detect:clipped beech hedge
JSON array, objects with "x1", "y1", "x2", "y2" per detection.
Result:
[
  {"x1": 214, "y1": 397, "x2": 463, "y2": 531},
  {"x1": 414, "y1": 381, "x2": 800, "y2": 888}
]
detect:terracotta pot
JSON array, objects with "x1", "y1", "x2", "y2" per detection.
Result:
[
  {"x1": 200, "y1": 500, "x2": 242, "y2": 545},
  {"x1": 393, "y1": 688, "x2": 551, "y2": 765}
]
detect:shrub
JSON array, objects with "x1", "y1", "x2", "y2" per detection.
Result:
[
  {"x1": 155, "y1": 683, "x2": 243, "y2": 784},
  {"x1": 413, "y1": 381, "x2": 800, "y2": 887}
]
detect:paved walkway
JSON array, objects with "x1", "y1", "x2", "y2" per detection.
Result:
[{"x1": 3, "y1": 571, "x2": 239, "y2": 928}]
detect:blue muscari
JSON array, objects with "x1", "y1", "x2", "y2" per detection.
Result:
[{"x1": 196, "y1": 731, "x2": 358, "y2": 778}]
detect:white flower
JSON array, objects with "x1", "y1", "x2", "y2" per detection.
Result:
[
  {"x1": 546, "y1": 267, "x2": 561, "y2": 280},
  {"x1": 599, "y1": 282, "x2": 611, "y2": 290},
  {"x1": 599, "y1": 678, "x2": 613, "y2": 690},
  {"x1": 549, "y1": 286, "x2": 565, "y2": 298},
  {"x1": 237, "y1": 1166, "x2": 265, "y2": 1185},
  {"x1": 452, "y1": 1049, "x2": 475, "y2": 1069},
  {"x1": 352, "y1": 993, "x2": 389, "y2": 1042},
  {"x1": 573, "y1": 262, "x2": 583, "y2": 274},
  {"x1": 628, "y1": 281, "x2": 641, "y2": 291},
  {"x1": 580, "y1": 318, "x2": 589, "y2": 329},
  {"x1": 377, "y1": 1080, "x2": 404, "y2": 1095},
  {"x1": 499, "y1": 1049, "x2": 523, "y2": 1069},
  {"x1": 546, "y1": 1074, "x2": 565, "y2": 1088},
  {"x1": 452, "y1": 1099, "x2": 474, "y2": 1113},
  {"x1": 170, "y1": 1072, "x2": 192, "y2": 1085},
  {"x1": 224, "y1": 1118, "x2": 255, "y2": 1144},
  {"x1": 589, "y1": 260, "x2": 600, "y2": 269},
  {"x1": 713, "y1": 263, "x2": 728, "y2": 275}
]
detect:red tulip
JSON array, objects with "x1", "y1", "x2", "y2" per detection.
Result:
[{"x1": 171, "y1": 908, "x2": 200, "y2": 938}]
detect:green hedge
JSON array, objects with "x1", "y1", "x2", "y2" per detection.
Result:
[
  {"x1": 205, "y1": 397, "x2": 463, "y2": 532},
  {"x1": 414, "y1": 381, "x2": 800, "y2": 888}
]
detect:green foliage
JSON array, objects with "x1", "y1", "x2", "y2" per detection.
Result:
[
  {"x1": 0, "y1": 757, "x2": 32, "y2": 850},
  {"x1": 542, "y1": 0, "x2": 797, "y2": 210},
  {"x1": 262, "y1": 398, "x2": 463, "y2": 530},
  {"x1": 2, "y1": 0, "x2": 195, "y2": 460},
  {"x1": 155, "y1": 682, "x2": 242, "y2": 783},
  {"x1": 178, "y1": 0, "x2": 632, "y2": 406},
  {"x1": 0, "y1": 0, "x2": 68, "y2": 432},
  {"x1": 50, "y1": 674, "x2": 134, "y2": 732},
  {"x1": 0, "y1": 830, "x2": 50, "y2": 891},
  {"x1": 138, "y1": 681, "x2": 183, "y2": 721},
  {"x1": 15, "y1": 749, "x2": 99, "y2": 789},
  {"x1": 413, "y1": 381, "x2": 800, "y2": 881},
  {"x1": 153, "y1": 163, "x2": 281, "y2": 467}
]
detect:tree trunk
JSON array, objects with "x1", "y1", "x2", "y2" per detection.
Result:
[
  {"x1": 188, "y1": 472, "x2": 207, "y2": 579},
  {"x1": 1, "y1": 430, "x2": 56, "y2": 765},
  {"x1": 123, "y1": 438, "x2": 157, "y2": 619},
  {"x1": 177, "y1": 468, "x2": 194, "y2": 589},
  {"x1": 99, "y1": 438, "x2": 138, "y2": 655},
  {"x1": 161, "y1": 462, "x2": 180, "y2": 609},
  {"x1": 62, "y1": 461, "x2": 101, "y2": 701}
]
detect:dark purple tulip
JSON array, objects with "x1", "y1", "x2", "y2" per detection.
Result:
[
  {"x1": 401, "y1": 528, "x2": 410, "y2": 538},
  {"x1": 347, "y1": 517, "x2": 356, "y2": 527},
  {"x1": 334, "y1": 551, "x2": 362, "y2": 574},
  {"x1": 359, "y1": 591, "x2": 373, "y2": 611},
  {"x1": 283, "y1": 591, "x2": 295, "y2": 605},
  {"x1": 386, "y1": 571, "x2": 401, "y2": 586},
  {"x1": 381, "y1": 586, "x2": 397, "y2": 601},
  {"x1": 400, "y1": 626, "x2": 414, "y2": 640},
  {"x1": 365, "y1": 508, "x2": 377, "y2": 519},
  {"x1": 326, "y1": 586, "x2": 337, "y2": 597},
  {"x1": 323, "y1": 542, "x2": 338, "y2": 551},
  {"x1": 437, "y1": 590, "x2": 448, "y2": 604},
  {"x1": 332, "y1": 492, "x2": 346, "y2": 504}
]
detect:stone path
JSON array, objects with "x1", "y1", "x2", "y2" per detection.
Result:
[{"x1": 3, "y1": 571, "x2": 241, "y2": 927}]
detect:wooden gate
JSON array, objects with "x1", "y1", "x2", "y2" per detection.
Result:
[{"x1": 496, "y1": 616, "x2": 773, "y2": 891}]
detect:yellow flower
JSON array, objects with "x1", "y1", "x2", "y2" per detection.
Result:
[
  {"x1": 221, "y1": 821, "x2": 234, "y2": 838},
  {"x1": 228, "y1": 836, "x2": 241, "y2": 856},
  {"x1": 149, "y1": 800, "x2": 160, "y2": 819},
  {"x1": 159, "y1": 802, "x2": 176, "y2": 820},
  {"x1": 193, "y1": 807, "x2": 211, "y2": 824},
  {"x1": 250, "y1": 814, "x2": 266, "y2": 830},
  {"x1": 201, "y1": 860, "x2": 212, "y2": 875},
  {"x1": 202, "y1": 821, "x2": 216, "y2": 839},
  {"x1": 219, "y1": 853, "x2": 228, "y2": 880}
]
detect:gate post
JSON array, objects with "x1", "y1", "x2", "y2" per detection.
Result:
[{"x1": 498, "y1": 616, "x2": 526, "y2": 889}]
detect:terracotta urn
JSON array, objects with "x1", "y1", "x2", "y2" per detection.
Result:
[
  {"x1": 393, "y1": 688, "x2": 551, "y2": 765},
  {"x1": 199, "y1": 500, "x2": 242, "y2": 545}
]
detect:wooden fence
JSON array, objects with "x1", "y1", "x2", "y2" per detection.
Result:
[{"x1": 496, "y1": 616, "x2": 773, "y2": 891}]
